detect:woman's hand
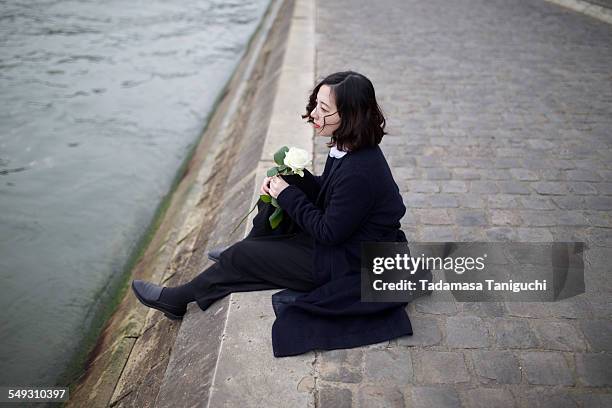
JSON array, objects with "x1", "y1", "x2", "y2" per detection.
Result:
[
  {"x1": 269, "y1": 175, "x2": 289, "y2": 199},
  {"x1": 260, "y1": 176, "x2": 273, "y2": 195}
]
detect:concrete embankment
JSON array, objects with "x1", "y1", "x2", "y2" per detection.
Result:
[{"x1": 65, "y1": 0, "x2": 316, "y2": 405}]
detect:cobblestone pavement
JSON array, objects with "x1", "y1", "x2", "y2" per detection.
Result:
[{"x1": 312, "y1": 0, "x2": 612, "y2": 406}]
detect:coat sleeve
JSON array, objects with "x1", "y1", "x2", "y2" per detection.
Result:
[
  {"x1": 302, "y1": 168, "x2": 323, "y2": 188},
  {"x1": 281, "y1": 169, "x2": 321, "y2": 203},
  {"x1": 276, "y1": 171, "x2": 374, "y2": 245}
]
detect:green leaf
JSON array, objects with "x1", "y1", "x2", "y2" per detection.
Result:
[
  {"x1": 277, "y1": 164, "x2": 287, "y2": 171},
  {"x1": 269, "y1": 207, "x2": 284, "y2": 229},
  {"x1": 271, "y1": 197, "x2": 279, "y2": 207},
  {"x1": 273, "y1": 146, "x2": 289, "y2": 166},
  {"x1": 260, "y1": 194, "x2": 271, "y2": 203},
  {"x1": 267, "y1": 167, "x2": 278, "y2": 177}
]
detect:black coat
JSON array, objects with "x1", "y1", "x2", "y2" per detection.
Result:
[{"x1": 271, "y1": 144, "x2": 413, "y2": 357}]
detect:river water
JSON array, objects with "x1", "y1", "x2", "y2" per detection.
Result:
[{"x1": 0, "y1": 0, "x2": 269, "y2": 387}]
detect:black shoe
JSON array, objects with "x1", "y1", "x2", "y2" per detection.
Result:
[
  {"x1": 131, "y1": 280, "x2": 186, "y2": 320},
  {"x1": 207, "y1": 244, "x2": 232, "y2": 263}
]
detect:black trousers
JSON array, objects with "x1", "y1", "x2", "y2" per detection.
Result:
[{"x1": 187, "y1": 231, "x2": 319, "y2": 312}]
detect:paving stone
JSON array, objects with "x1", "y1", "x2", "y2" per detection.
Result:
[
  {"x1": 567, "y1": 182, "x2": 598, "y2": 195},
  {"x1": 551, "y1": 196, "x2": 585, "y2": 210},
  {"x1": 454, "y1": 228, "x2": 484, "y2": 242},
  {"x1": 486, "y1": 194, "x2": 520, "y2": 209},
  {"x1": 531, "y1": 320, "x2": 586, "y2": 351},
  {"x1": 456, "y1": 194, "x2": 486, "y2": 209},
  {"x1": 406, "y1": 180, "x2": 440, "y2": 193},
  {"x1": 419, "y1": 226, "x2": 455, "y2": 241},
  {"x1": 516, "y1": 228, "x2": 553, "y2": 242},
  {"x1": 484, "y1": 227, "x2": 519, "y2": 241},
  {"x1": 584, "y1": 228, "x2": 612, "y2": 247},
  {"x1": 505, "y1": 302, "x2": 552, "y2": 318},
  {"x1": 424, "y1": 168, "x2": 451, "y2": 180},
  {"x1": 413, "y1": 351, "x2": 469, "y2": 384},
  {"x1": 429, "y1": 194, "x2": 459, "y2": 208},
  {"x1": 585, "y1": 196, "x2": 612, "y2": 211},
  {"x1": 521, "y1": 351, "x2": 574, "y2": 385},
  {"x1": 518, "y1": 210, "x2": 557, "y2": 226},
  {"x1": 396, "y1": 315, "x2": 442, "y2": 347},
  {"x1": 440, "y1": 156, "x2": 469, "y2": 167},
  {"x1": 566, "y1": 169, "x2": 601, "y2": 182},
  {"x1": 357, "y1": 385, "x2": 405, "y2": 408},
  {"x1": 575, "y1": 353, "x2": 612, "y2": 387},
  {"x1": 550, "y1": 226, "x2": 589, "y2": 244},
  {"x1": 532, "y1": 182, "x2": 568, "y2": 195},
  {"x1": 552, "y1": 297, "x2": 594, "y2": 320},
  {"x1": 580, "y1": 320, "x2": 612, "y2": 352},
  {"x1": 363, "y1": 348, "x2": 413, "y2": 384},
  {"x1": 414, "y1": 292, "x2": 458, "y2": 315},
  {"x1": 480, "y1": 169, "x2": 511, "y2": 180},
  {"x1": 463, "y1": 387, "x2": 516, "y2": 408},
  {"x1": 598, "y1": 170, "x2": 612, "y2": 180},
  {"x1": 526, "y1": 139, "x2": 555, "y2": 150},
  {"x1": 540, "y1": 168, "x2": 566, "y2": 181},
  {"x1": 513, "y1": 387, "x2": 579, "y2": 408},
  {"x1": 555, "y1": 210, "x2": 588, "y2": 226},
  {"x1": 411, "y1": 386, "x2": 462, "y2": 408},
  {"x1": 584, "y1": 210, "x2": 612, "y2": 228},
  {"x1": 470, "y1": 180, "x2": 499, "y2": 194},
  {"x1": 417, "y1": 156, "x2": 443, "y2": 168},
  {"x1": 440, "y1": 180, "x2": 468, "y2": 193},
  {"x1": 497, "y1": 181, "x2": 531, "y2": 195},
  {"x1": 522, "y1": 158, "x2": 551, "y2": 170},
  {"x1": 490, "y1": 210, "x2": 522, "y2": 226},
  {"x1": 596, "y1": 182, "x2": 612, "y2": 195},
  {"x1": 550, "y1": 159, "x2": 576, "y2": 171},
  {"x1": 471, "y1": 350, "x2": 521, "y2": 384},
  {"x1": 393, "y1": 166, "x2": 419, "y2": 180},
  {"x1": 461, "y1": 302, "x2": 506, "y2": 317},
  {"x1": 446, "y1": 315, "x2": 490, "y2": 348},
  {"x1": 415, "y1": 209, "x2": 452, "y2": 225},
  {"x1": 403, "y1": 193, "x2": 429, "y2": 208},
  {"x1": 453, "y1": 209, "x2": 487, "y2": 226},
  {"x1": 497, "y1": 147, "x2": 524, "y2": 157},
  {"x1": 317, "y1": 385, "x2": 353, "y2": 408},
  {"x1": 571, "y1": 392, "x2": 612, "y2": 408},
  {"x1": 589, "y1": 297, "x2": 612, "y2": 319},
  {"x1": 495, "y1": 158, "x2": 523, "y2": 169},
  {"x1": 318, "y1": 349, "x2": 363, "y2": 383},
  {"x1": 453, "y1": 168, "x2": 481, "y2": 180},
  {"x1": 520, "y1": 196, "x2": 556, "y2": 210},
  {"x1": 494, "y1": 318, "x2": 540, "y2": 349},
  {"x1": 510, "y1": 168, "x2": 539, "y2": 181}
]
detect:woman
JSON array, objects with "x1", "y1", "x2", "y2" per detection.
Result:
[{"x1": 132, "y1": 71, "x2": 418, "y2": 357}]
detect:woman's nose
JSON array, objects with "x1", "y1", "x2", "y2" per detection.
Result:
[{"x1": 310, "y1": 107, "x2": 318, "y2": 119}]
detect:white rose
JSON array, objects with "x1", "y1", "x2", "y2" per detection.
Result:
[{"x1": 283, "y1": 147, "x2": 310, "y2": 176}]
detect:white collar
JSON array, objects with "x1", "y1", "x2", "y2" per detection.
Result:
[{"x1": 329, "y1": 144, "x2": 348, "y2": 158}]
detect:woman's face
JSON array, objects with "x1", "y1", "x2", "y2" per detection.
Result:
[{"x1": 310, "y1": 84, "x2": 341, "y2": 137}]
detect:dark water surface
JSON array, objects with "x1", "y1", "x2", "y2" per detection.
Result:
[{"x1": 0, "y1": 0, "x2": 269, "y2": 387}]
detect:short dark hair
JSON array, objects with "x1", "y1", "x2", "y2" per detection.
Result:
[{"x1": 302, "y1": 71, "x2": 387, "y2": 152}]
